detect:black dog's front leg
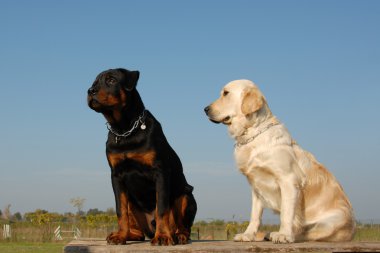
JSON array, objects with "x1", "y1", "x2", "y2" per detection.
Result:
[
  {"x1": 151, "y1": 170, "x2": 174, "y2": 246},
  {"x1": 106, "y1": 175, "x2": 129, "y2": 244},
  {"x1": 106, "y1": 174, "x2": 145, "y2": 244}
]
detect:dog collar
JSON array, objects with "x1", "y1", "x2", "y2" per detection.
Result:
[
  {"x1": 235, "y1": 122, "x2": 279, "y2": 148},
  {"x1": 106, "y1": 110, "x2": 147, "y2": 143}
]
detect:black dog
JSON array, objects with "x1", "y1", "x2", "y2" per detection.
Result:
[{"x1": 87, "y1": 68, "x2": 197, "y2": 245}]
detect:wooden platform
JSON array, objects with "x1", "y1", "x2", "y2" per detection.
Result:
[{"x1": 64, "y1": 239, "x2": 380, "y2": 252}]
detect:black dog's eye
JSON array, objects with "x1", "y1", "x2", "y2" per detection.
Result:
[
  {"x1": 223, "y1": 90, "x2": 229, "y2": 96},
  {"x1": 106, "y1": 77, "x2": 117, "y2": 86}
]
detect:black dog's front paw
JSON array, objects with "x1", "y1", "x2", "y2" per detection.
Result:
[
  {"x1": 176, "y1": 233, "x2": 190, "y2": 244},
  {"x1": 151, "y1": 234, "x2": 175, "y2": 246},
  {"x1": 106, "y1": 231, "x2": 127, "y2": 245}
]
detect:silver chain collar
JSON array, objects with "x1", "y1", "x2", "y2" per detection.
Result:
[
  {"x1": 106, "y1": 110, "x2": 147, "y2": 143},
  {"x1": 235, "y1": 122, "x2": 279, "y2": 148}
]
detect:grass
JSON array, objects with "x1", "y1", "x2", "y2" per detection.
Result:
[
  {"x1": 0, "y1": 242, "x2": 65, "y2": 253},
  {"x1": 354, "y1": 226, "x2": 380, "y2": 241}
]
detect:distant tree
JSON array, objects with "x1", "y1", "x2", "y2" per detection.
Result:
[
  {"x1": 62, "y1": 212, "x2": 75, "y2": 223},
  {"x1": 0, "y1": 209, "x2": 2, "y2": 217},
  {"x1": 70, "y1": 197, "x2": 86, "y2": 215},
  {"x1": 2, "y1": 204, "x2": 11, "y2": 220},
  {"x1": 87, "y1": 208, "x2": 103, "y2": 216},
  {"x1": 194, "y1": 220, "x2": 208, "y2": 226},
  {"x1": 105, "y1": 207, "x2": 116, "y2": 216},
  {"x1": 13, "y1": 212, "x2": 22, "y2": 221},
  {"x1": 24, "y1": 209, "x2": 48, "y2": 222},
  {"x1": 24, "y1": 209, "x2": 63, "y2": 225},
  {"x1": 209, "y1": 219, "x2": 225, "y2": 226}
]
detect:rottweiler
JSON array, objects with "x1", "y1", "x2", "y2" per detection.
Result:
[{"x1": 87, "y1": 68, "x2": 197, "y2": 245}]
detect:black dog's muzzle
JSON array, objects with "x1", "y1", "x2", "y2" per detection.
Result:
[{"x1": 88, "y1": 87, "x2": 97, "y2": 96}]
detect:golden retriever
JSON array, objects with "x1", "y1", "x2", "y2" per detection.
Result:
[{"x1": 204, "y1": 80, "x2": 355, "y2": 243}]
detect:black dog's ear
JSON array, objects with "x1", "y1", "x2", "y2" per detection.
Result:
[{"x1": 119, "y1": 69, "x2": 140, "y2": 91}]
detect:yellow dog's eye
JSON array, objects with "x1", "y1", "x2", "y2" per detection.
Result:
[{"x1": 223, "y1": 90, "x2": 229, "y2": 96}]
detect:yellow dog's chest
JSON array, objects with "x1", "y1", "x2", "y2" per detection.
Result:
[{"x1": 235, "y1": 148, "x2": 281, "y2": 211}]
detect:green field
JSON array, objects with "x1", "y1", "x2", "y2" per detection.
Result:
[{"x1": 0, "y1": 242, "x2": 65, "y2": 253}]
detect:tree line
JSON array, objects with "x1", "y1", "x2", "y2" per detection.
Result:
[{"x1": 0, "y1": 203, "x2": 117, "y2": 225}]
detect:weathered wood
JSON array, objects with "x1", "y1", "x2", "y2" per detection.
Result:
[{"x1": 64, "y1": 239, "x2": 380, "y2": 253}]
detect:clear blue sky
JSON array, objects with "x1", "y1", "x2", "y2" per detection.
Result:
[{"x1": 1, "y1": 0, "x2": 379, "y2": 222}]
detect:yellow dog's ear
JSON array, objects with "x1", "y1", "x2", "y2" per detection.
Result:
[{"x1": 241, "y1": 87, "x2": 264, "y2": 115}]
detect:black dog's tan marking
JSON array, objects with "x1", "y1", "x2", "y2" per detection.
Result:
[{"x1": 87, "y1": 68, "x2": 197, "y2": 246}]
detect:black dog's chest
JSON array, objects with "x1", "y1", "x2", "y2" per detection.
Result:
[
  {"x1": 122, "y1": 168, "x2": 156, "y2": 211},
  {"x1": 108, "y1": 151, "x2": 158, "y2": 211}
]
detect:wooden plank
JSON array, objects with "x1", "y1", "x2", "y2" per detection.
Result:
[{"x1": 64, "y1": 239, "x2": 380, "y2": 253}]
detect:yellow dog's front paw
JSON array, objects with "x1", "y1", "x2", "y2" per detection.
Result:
[
  {"x1": 234, "y1": 232, "x2": 255, "y2": 242},
  {"x1": 269, "y1": 232, "x2": 294, "y2": 244}
]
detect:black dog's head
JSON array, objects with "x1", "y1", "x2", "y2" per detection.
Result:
[{"x1": 87, "y1": 68, "x2": 140, "y2": 113}]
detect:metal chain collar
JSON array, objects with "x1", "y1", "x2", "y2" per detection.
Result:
[
  {"x1": 106, "y1": 110, "x2": 146, "y2": 143},
  {"x1": 235, "y1": 122, "x2": 279, "y2": 148}
]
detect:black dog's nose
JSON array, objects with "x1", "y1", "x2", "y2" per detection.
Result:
[
  {"x1": 204, "y1": 106, "x2": 210, "y2": 114},
  {"x1": 88, "y1": 87, "x2": 96, "y2": 95}
]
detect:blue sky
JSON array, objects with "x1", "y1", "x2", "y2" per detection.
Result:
[{"x1": 0, "y1": 1, "x2": 379, "y2": 222}]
